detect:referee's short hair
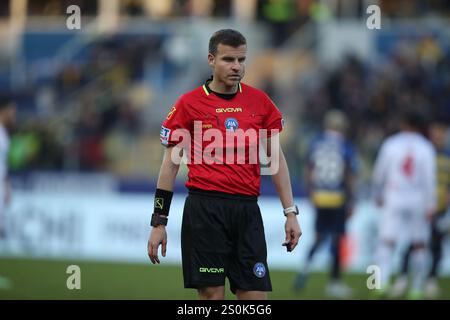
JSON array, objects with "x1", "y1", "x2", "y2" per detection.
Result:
[{"x1": 209, "y1": 29, "x2": 247, "y2": 55}]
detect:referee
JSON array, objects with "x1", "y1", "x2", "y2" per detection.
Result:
[{"x1": 148, "y1": 29, "x2": 302, "y2": 300}]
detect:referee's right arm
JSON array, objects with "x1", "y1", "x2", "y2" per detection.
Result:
[
  {"x1": 156, "y1": 146, "x2": 181, "y2": 191},
  {"x1": 148, "y1": 146, "x2": 181, "y2": 264}
]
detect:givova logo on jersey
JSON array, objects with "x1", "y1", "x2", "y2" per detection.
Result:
[{"x1": 216, "y1": 107, "x2": 242, "y2": 113}]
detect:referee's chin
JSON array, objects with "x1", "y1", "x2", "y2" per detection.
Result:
[{"x1": 225, "y1": 78, "x2": 241, "y2": 88}]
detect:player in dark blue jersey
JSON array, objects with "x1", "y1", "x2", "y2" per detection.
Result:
[{"x1": 294, "y1": 109, "x2": 357, "y2": 298}]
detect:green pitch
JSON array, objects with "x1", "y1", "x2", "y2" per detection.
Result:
[{"x1": 0, "y1": 257, "x2": 449, "y2": 300}]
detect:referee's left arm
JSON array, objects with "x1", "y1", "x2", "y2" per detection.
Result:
[{"x1": 269, "y1": 142, "x2": 302, "y2": 252}]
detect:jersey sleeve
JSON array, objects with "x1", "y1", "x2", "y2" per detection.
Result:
[
  {"x1": 424, "y1": 145, "x2": 437, "y2": 213},
  {"x1": 262, "y1": 93, "x2": 283, "y2": 137},
  {"x1": 372, "y1": 141, "x2": 389, "y2": 199},
  {"x1": 160, "y1": 96, "x2": 190, "y2": 147},
  {"x1": 445, "y1": 151, "x2": 450, "y2": 192},
  {"x1": 307, "y1": 137, "x2": 317, "y2": 166},
  {"x1": 346, "y1": 142, "x2": 358, "y2": 174}
]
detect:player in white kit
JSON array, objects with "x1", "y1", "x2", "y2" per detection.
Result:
[
  {"x1": 0, "y1": 95, "x2": 16, "y2": 290},
  {"x1": 372, "y1": 110, "x2": 437, "y2": 299}
]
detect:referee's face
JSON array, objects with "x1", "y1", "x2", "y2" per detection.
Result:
[{"x1": 208, "y1": 43, "x2": 246, "y2": 89}]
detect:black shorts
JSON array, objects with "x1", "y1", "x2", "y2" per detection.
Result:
[
  {"x1": 181, "y1": 189, "x2": 272, "y2": 294},
  {"x1": 315, "y1": 207, "x2": 346, "y2": 235}
]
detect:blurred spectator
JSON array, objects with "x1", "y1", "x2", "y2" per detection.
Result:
[
  {"x1": 73, "y1": 103, "x2": 104, "y2": 171},
  {"x1": 8, "y1": 124, "x2": 40, "y2": 171},
  {"x1": 380, "y1": 0, "x2": 450, "y2": 18},
  {"x1": 56, "y1": 64, "x2": 84, "y2": 98},
  {"x1": 0, "y1": 1, "x2": 9, "y2": 17},
  {"x1": 8, "y1": 119, "x2": 63, "y2": 172},
  {"x1": 212, "y1": 0, "x2": 232, "y2": 17},
  {"x1": 27, "y1": 0, "x2": 98, "y2": 16},
  {"x1": 122, "y1": 0, "x2": 145, "y2": 16},
  {"x1": 258, "y1": 0, "x2": 298, "y2": 47}
]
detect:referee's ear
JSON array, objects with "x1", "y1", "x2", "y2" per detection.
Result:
[{"x1": 208, "y1": 53, "x2": 215, "y2": 68}]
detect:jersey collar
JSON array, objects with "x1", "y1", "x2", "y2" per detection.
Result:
[{"x1": 202, "y1": 77, "x2": 242, "y2": 100}]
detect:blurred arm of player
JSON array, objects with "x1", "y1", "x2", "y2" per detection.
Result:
[
  {"x1": 4, "y1": 178, "x2": 11, "y2": 207},
  {"x1": 305, "y1": 163, "x2": 313, "y2": 199},
  {"x1": 372, "y1": 143, "x2": 389, "y2": 208},
  {"x1": 446, "y1": 188, "x2": 450, "y2": 208},
  {"x1": 425, "y1": 147, "x2": 438, "y2": 221},
  {"x1": 147, "y1": 146, "x2": 181, "y2": 264},
  {"x1": 264, "y1": 137, "x2": 302, "y2": 252},
  {"x1": 345, "y1": 170, "x2": 356, "y2": 218}
]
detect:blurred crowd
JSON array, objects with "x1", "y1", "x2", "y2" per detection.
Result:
[
  {"x1": 289, "y1": 36, "x2": 450, "y2": 192},
  {"x1": 9, "y1": 33, "x2": 162, "y2": 174}
]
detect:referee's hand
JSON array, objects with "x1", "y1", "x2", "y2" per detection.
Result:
[
  {"x1": 148, "y1": 226, "x2": 167, "y2": 264},
  {"x1": 282, "y1": 214, "x2": 302, "y2": 252}
]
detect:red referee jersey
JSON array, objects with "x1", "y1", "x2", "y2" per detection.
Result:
[{"x1": 160, "y1": 82, "x2": 283, "y2": 196}]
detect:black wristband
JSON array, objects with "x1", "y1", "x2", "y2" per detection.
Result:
[
  {"x1": 151, "y1": 213, "x2": 168, "y2": 227},
  {"x1": 154, "y1": 188, "x2": 174, "y2": 216}
]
